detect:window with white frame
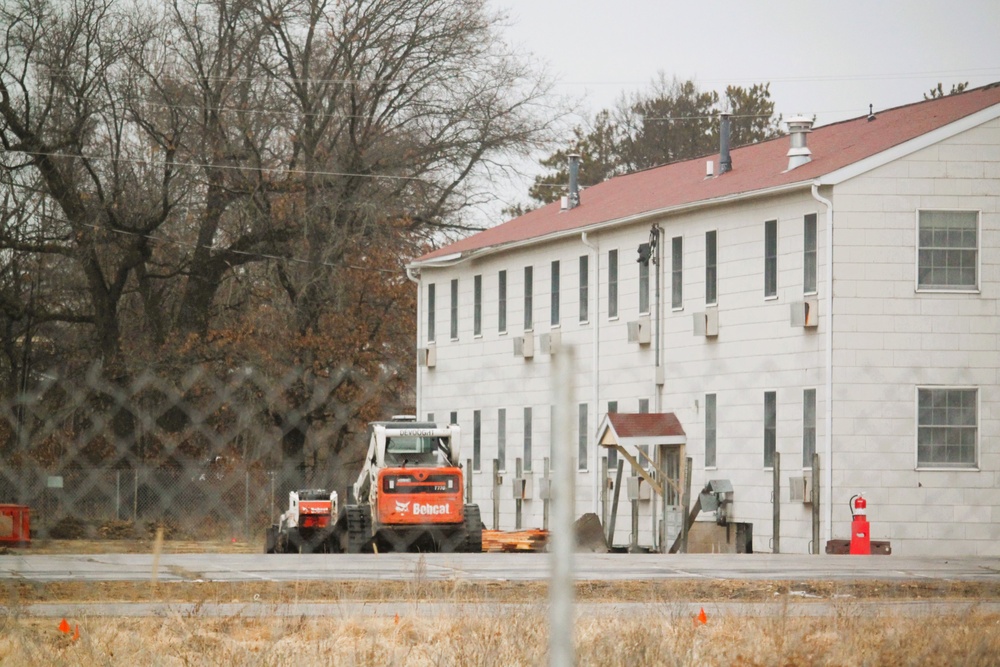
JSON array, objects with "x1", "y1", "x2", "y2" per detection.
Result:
[
  {"x1": 473, "y1": 409, "x2": 481, "y2": 472},
  {"x1": 450, "y1": 411, "x2": 457, "y2": 425},
  {"x1": 671, "y1": 236, "x2": 683, "y2": 309},
  {"x1": 764, "y1": 391, "x2": 776, "y2": 468},
  {"x1": 917, "y1": 387, "x2": 977, "y2": 468},
  {"x1": 524, "y1": 266, "x2": 533, "y2": 331},
  {"x1": 705, "y1": 393, "x2": 717, "y2": 468},
  {"x1": 450, "y1": 278, "x2": 459, "y2": 340},
  {"x1": 764, "y1": 219, "x2": 777, "y2": 298},
  {"x1": 473, "y1": 274, "x2": 482, "y2": 337},
  {"x1": 551, "y1": 260, "x2": 560, "y2": 326},
  {"x1": 803, "y1": 388, "x2": 816, "y2": 468},
  {"x1": 608, "y1": 249, "x2": 619, "y2": 319},
  {"x1": 578, "y1": 402, "x2": 588, "y2": 471},
  {"x1": 804, "y1": 214, "x2": 817, "y2": 294},
  {"x1": 638, "y1": 398, "x2": 649, "y2": 414},
  {"x1": 523, "y1": 407, "x2": 533, "y2": 472},
  {"x1": 579, "y1": 255, "x2": 589, "y2": 323},
  {"x1": 917, "y1": 210, "x2": 978, "y2": 290},
  {"x1": 498, "y1": 270, "x2": 507, "y2": 334},
  {"x1": 497, "y1": 408, "x2": 506, "y2": 472},
  {"x1": 426, "y1": 283, "x2": 436, "y2": 343},
  {"x1": 639, "y1": 258, "x2": 650, "y2": 314},
  {"x1": 705, "y1": 230, "x2": 718, "y2": 306}
]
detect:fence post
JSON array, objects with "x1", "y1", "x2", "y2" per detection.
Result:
[
  {"x1": 515, "y1": 457, "x2": 522, "y2": 530},
  {"x1": 600, "y1": 455, "x2": 608, "y2": 530},
  {"x1": 244, "y1": 469, "x2": 250, "y2": 540},
  {"x1": 132, "y1": 468, "x2": 138, "y2": 522},
  {"x1": 492, "y1": 458, "x2": 500, "y2": 530},
  {"x1": 812, "y1": 452, "x2": 821, "y2": 554},
  {"x1": 543, "y1": 457, "x2": 550, "y2": 531},
  {"x1": 772, "y1": 451, "x2": 781, "y2": 554},
  {"x1": 116, "y1": 470, "x2": 121, "y2": 521},
  {"x1": 466, "y1": 457, "x2": 473, "y2": 503}
]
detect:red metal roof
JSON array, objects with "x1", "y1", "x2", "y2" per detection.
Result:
[
  {"x1": 418, "y1": 83, "x2": 1000, "y2": 262},
  {"x1": 606, "y1": 413, "x2": 686, "y2": 439}
]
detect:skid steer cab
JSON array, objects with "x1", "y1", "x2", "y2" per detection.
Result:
[{"x1": 342, "y1": 416, "x2": 482, "y2": 553}]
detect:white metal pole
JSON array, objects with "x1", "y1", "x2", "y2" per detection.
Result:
[{"x1": 549, "y1": 348, "x2": 576, "y2": 667}]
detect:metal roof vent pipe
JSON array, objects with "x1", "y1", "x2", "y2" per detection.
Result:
[
  {"x1": 565, "y1": 153, "x2": 581, "y2": 210},
  {"x1": 786, "y1": 116, "x2": 814, "y2": 170},
  {"x1": 719, "y1": 113, "x2": 732, "y2": 175}
]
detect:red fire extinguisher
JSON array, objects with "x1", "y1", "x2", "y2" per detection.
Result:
[{"x1": 849, "y1": 493, "x2": 870, "y2": 555}]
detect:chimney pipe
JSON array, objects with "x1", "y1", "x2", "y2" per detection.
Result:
[
  {"x1": 719, "y1": 114, "x2": 732, "y2": 175},
  {"x1": 567, "y1": 154, "x2": 581, "y2": 210},
  {"x1": 786, "y1": 116, "x2": 814, "y2": 170}
]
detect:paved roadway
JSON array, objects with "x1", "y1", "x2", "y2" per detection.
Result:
[{"x1": 2, "y1": 552, "x2": 998, "y2": 584}]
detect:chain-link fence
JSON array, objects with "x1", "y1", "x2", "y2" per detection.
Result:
[
  {"x1": 0, "y1": 365, "x2": 377, "y2": 544},
  {"x1": 0, "y1": 465, "x2": 277, "y2": 541}
]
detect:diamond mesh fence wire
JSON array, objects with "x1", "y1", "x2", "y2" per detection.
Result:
[{"x1": 0, "y1": 364, "x2": 386, "y2": 544}]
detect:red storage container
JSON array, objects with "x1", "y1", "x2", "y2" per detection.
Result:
[{"x1": 0, "y1": 504, "x2": 30, "y2": 547}]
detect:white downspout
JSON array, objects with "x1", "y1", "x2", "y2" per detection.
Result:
[
  {"x1": 405, "y1": 266, "x2": 422, "y2": 418},
  {"x1": 811, "y1": 183, "x2": 834, "y2": 542},
  {"x1": 581, "y1": 232, "x2": 600, "y2": 514}
]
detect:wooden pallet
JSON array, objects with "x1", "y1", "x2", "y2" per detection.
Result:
[{"x1": 481, "y1": 529, "x2": 549, "y2": 552}]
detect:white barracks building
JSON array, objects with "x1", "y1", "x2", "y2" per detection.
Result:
[{"x1": 406, "y1": 85, "x2": 1000, "y2": 556}]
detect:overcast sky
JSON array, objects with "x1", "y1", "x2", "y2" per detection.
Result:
[{"x1": 493, "y1": 0, "x2": 1000, "y2": 125}]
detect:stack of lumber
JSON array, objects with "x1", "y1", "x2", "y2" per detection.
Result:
[{"x1": 481, "y1": 529, "x2": 549, "y2": 552}]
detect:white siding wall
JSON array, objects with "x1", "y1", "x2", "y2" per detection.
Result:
[
  {"x1": 830, "y1": 118, "x2": 1000, "y2": 556},
  {"x1": 416, "y1": 117, "x2": 999, "y2": 555}
]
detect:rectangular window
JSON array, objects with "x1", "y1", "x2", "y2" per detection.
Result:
[
  {"x1": 918, "y1": 387, "x2": 977, "y2": 468},
  {"x1": 473, "y1": 274, "x2": 482, "y2": 337},
  {"x1": 606, "y1": 401, "x2": 618, "y2": 471},
  {"x1": 497, "y1": 408, "x2": 506, "y2": 472},
  {"x1": 705, "y1": 393, "x2": 717, "y2": 468},
  {"x1": 450, "y1": 411, "x2": 457, "y2": 425},
  {"x1": 524, "y1": 266, "x2": 533, "y2": 331},
  {"x1": 918, "y1": 210, "x2": 978, "y2": 290},
  {"x1": 804, "y1": 214, "x2": 817, "y2": 294},
  {"x1": 803, "y1": 388, "x2": 816, "y2": 468},
  {"x1": 551, "y1": 260, "x2": 560, "y2": 326},
  {"x1": 579, "y1": 255, "x2": 589, "y2": 323},
  {"x1": 426, "y1": 283, "x2": 436, "y2": 343},
  {"x1": 764, "y1": 219, "x2": 777, "y2": 298},
  {"x1": 764, "y1": 391, "x2": 776, "y2": 468},
  {"x1": 671, "y1": 236, "x2": 683, "y2": 309},
  {"x1": 638, "y1": 398, "x2": 649, "y2": 414},
  {"x1": 608, "y1": 249, "x2": 619, "y2": 319},
  {"x1": 450, "y1": 278, "x2": 459, "y2": 339},
  {"x1": 639, "y1": 259, "x2": 650, "y2": 314},
  {"x1": 498, "y1": 270, "x2": 507, "y2": 334},
  {"x1": 578, "y1": 403, "x2": 588, "y2": 471},
  {"x1": 473, "y1": 410, "x2": 481, "y2": 472},
  {"x1": 705, "y1": 230, "x2": 717, "y2": 306},
  {"x1": 426, "y1": 412, "x2": 434, "y2": 422},
  {"x1": 523, "y1": 407, "x2": 533, "y2": 472}
]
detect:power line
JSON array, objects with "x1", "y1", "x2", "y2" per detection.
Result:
[{"x1": 14, "y1": 149, "x2": 437, "y2": 185}]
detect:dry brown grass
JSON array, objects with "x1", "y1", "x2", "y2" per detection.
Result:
[{"x1": 1, "y1": 607, "x2": 998, "y2": 666}]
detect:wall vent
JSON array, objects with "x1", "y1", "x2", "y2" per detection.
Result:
[
  {"x1": 789, "y1": 476, "x2": 813, "y2": 504},
  {"x1": 693, "y1": 310, "x2": 719, "y2": 337},
  {"x1": 513, "y1": 335, "x2": 534, "y2": 359},
  {"x1": 790, "y1": 299, "x2": 818, "y2": 327},
  {"x1": 627, "y1": 315, "x2": 651, "y2": 345},
  {"x1": 417, "y1": 346, "x2": 436, "y2": 368},
  {"x1": 540, "y1": 330, "x2": 561, "y2": 355}
]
